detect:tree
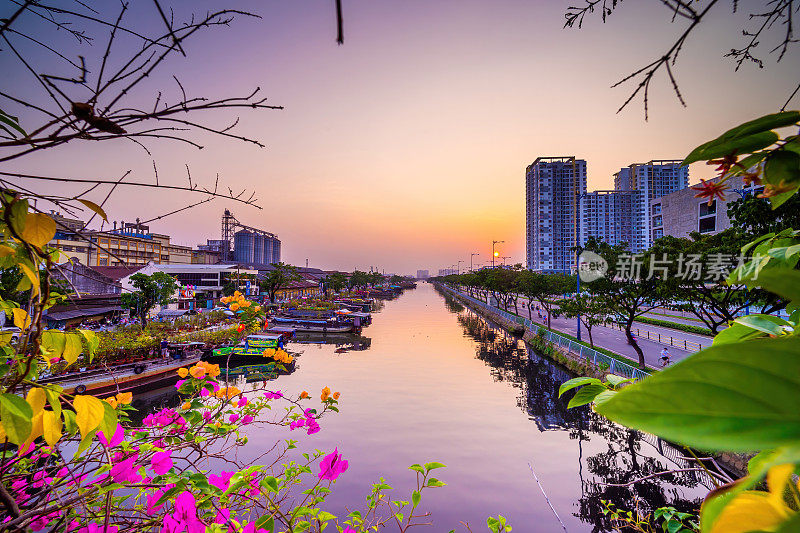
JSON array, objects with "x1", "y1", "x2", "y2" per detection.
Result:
[
  {"x1": 727, "y1": 194, "x2": 800, "y2": 239},
  {"x1": 516, "y1": 271, "x2": 573, "y2": 330},
  {"x1": 120, "y1": 272, "x2": 178, "y2": 327},
  {"x1": 259, "y1": 263, "x2": 301, "y2": 303},
  {"x1": 558, "y1": 293, "x2": 610, "y2": 348},
  {"x1": 348, "y1": 270, "x2": 370, "y2": 290},
  {"x1": 326, "y1": 272, "x2": 348, "y2": 294},
  {"x1": 389, "y1": 274, "x2": 404, "y2": 285},
  {"x1": 581, "y1": 237, "x2": 678, "y2": 369},
  {"x1": 368, "y1": 271, "x2": 385, "y2": 287}
]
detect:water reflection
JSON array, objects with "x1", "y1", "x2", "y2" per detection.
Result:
[{"x1": 454, "y1": 309, "x2": 706, "y2": 532}]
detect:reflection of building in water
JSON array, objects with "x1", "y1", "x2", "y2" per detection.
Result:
[{"x1": 454, "y1": 306, "x2": 710, "y2": 532}]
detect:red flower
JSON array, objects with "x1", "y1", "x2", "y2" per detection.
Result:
[
  {"x1": 707, "y1": 151, "x2": 741, "y2": 176},
  {"x1": 691, "y1": 177, "x2": 729, "y2": 206},
  {"x1": 236, "y1": 324, "x2": 245, "y2": 333}
]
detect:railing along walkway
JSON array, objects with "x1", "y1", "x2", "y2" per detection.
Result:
[{"x1": 442, "y1": 285, "x2": 650, "y2": 381}]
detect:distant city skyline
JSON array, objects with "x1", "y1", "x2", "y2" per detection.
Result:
[{"x1": 6, "y1": 0, "x2": 798, "y2": 273}]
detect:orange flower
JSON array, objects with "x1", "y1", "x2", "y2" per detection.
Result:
[
  {"x1": 103, "y1": 397, "x2": 118, "y2": 409},
  {"x1": 189, "y1": 365, "x2": 206, "y2": 379},
  {"x1": 177, "y1": 367, "x2": 189, "y2": 378},
  {"x1": 320, "y1": 386, "x2": 331, "y2": 401},
  {"x1": 214, "y1": 386, "x2": 242, "y2": 400},
  {"x1": 182, "y1": 401, "x2": 192, "y2": 410},
  {"x1": 300, "y1": 391, "x2": 309, "y2": 399},
  {"x1": 116, "y1": 392, "x2": 133, "y2": 405},
  {"x1": 230, "y1": 303, "x2": 240, "y2": 312},
  {"x1": 333, "y1": 392, "x2": 340, "y2": 400}
]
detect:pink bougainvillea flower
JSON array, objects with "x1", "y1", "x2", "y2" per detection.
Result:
[
  {"x1": 151, "y1": 450, "x2": 173, "y2": 476},
  {"x1": 229, "y1": 414, "x2": 240, "y2": 424},
  {"x1": 174, "y1": 379, "x2": 186, "y2": 390},
  {"x1": 241, "y1": 414, "x2": 254, "y2": 425},
  {"x1": 202, "y1": 410, "x2": 213, "y2": 422},
  {"x1": 318, "y1": 448, "x2": 349, "y2": 481},
  {"x1": 214, "y1": 508, "x2": 230, "y2": 525},
  {"x1": 110, "y1": 454, "x2": 141, "y2": 484},
  {"x1": 289, "y1": 419, "x2": 305, "y2": 430},
  {"x1": 79, "y1": 524, "x2": 118, "y2": 533},
  {"x1": 146, "y1": 490, "x2": 165, "y2": 514},
  {"x1": 263, "y1": 390, "x2": 283, "y2": 400},
  {"x1": 237, "y1": 397, "x2": 248, "y2": 407},
  {"x1": 97, "y1": 423, "x2": 125, "y2": 448},
  {"x1": 168, "y1": 491, "x2": 206, "y2": 533},
  {"x1": 209, "y1": 470, "x2": 235, "y2": 491},
  {"x1": 342, "y1": 529, "x2": 357, "y2": 533}
]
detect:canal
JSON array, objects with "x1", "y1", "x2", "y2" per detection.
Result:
[{"x1": 140, "y1": 282, "x2": 707, "y2": 531}]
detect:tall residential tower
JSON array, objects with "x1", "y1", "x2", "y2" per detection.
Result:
[{"x1": 525, "y1": 157, "x2": 587, "y2": 273}]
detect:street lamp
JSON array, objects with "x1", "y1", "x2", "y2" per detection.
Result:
[
  {"x1": 470, "y1": 252, "x2": 479, "y2": 272},
  {"x1": 492, "y1": 240, "x2": 504, "y2": 268},
  {"x1": 575, "y1": 191, "x2": 589, "y2": 341},
  {"x1": 502, "y1": 256, "x2": 511, "y2": 266}
]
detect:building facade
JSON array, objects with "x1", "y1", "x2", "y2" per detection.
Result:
[
  {"x1": 526, "y1": 157, "x2": 587, "y2": 273},
  {"x1": 579, "y1": 190, "x2": 637, "y2": 248},
  {"x1": 650, "y1": 174, "x2": 755, "y2": 241},
  {"x1": 416, "y1": 270, "x2": 429, "y2": 279}
]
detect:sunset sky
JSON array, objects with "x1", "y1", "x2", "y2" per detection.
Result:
[{"x1": 5, "y1": 1, "x2": 798, "y2": 274}]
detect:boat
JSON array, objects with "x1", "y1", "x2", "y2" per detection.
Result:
[
  {"x1": 207, "y1": 334, "x2": 293, "y2": 370},
  {"x1": 38, "y1": 353, "x2": 203, "y2": 397},
  {"x1": 271, "y1": 316, "x2": 356, "y2": 334},
  {"x1": 334, "y1": 309, "x2": 372, "y2": 327},
  {"x1": 263, "y1": 325, "x2": 296, "y2": 343},
  {"x1": 220, "y1": 363, "x2": 279, "y2": 381}
]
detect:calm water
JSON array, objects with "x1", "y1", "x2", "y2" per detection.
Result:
[{"x1": 138, "y1": 283, "x2": 707, "y2": 532}]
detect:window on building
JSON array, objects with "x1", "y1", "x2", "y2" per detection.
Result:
[
  {"x1": 652, "y1": 203, "x2": 661, "y2": 214},
  {"x1": 699, "y1": 200, "x2": 717, "y2": 217},
  {"x1": 699, "y1": 216, "x2": 716, "y2": 233},
  {"x1": 653, "y1": 215, "x2": 663, "y2": 227},
  {"x1": 110, "y1": 239, "x2": 118, "y2": 246},
  {"x1": 98, "y1": 258, "x2": 108, "y2": 266}
]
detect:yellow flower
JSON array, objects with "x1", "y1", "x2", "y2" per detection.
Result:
[
  {"x1": 182, "y1": 401, "x2": 191, "y2": 410},
  {"x1": 333, "y1": 392, "x2": 340, "y2": 400},
  {"x1": 241, "y1": 300, "x2": 251, "y2": 308},
  {"x1": 230, "y1": 303, "x2": 240, "y2": 312},
  {"x1": 205, "y1": 363, "x2": 221, "y2": 378},
  {"x1": 263, "y1": 348, "x2": 276, "y2": 358},
  {"x1": 254, "y1": 306, "x2": 261, "y2": 312},
  {"x1": 215, "y1": 386, "x2": 241, "y2": 400},
  {"x1": 189, "y1": 365, "x2": 206, "y2": 379},
  {"x1": 116, "y1": 392, "x2": 133, "y2": 405},
  {"x1": 300, "y1": 391, "x2": 309, "y2": 399},
  {"x1": 103, "y1": 397, "x2": 118, "y2": 409},
  {"x1": 213, "y1": 421, "x2": 222, "y2": 428},
  {"x1": 177, "y1": 367, "x2": 189, "y2": 378},
  {"x1": 320, "y1": 386, "x2": 331, "y2": 401}
]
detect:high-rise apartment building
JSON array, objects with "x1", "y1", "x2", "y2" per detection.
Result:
[
  {"x1": 579, "y1": 190, "x2": 637, "y2": 248},
  {"x1": 613, "y1": 160, "x2": 689, "y2": 251},
  {"x1": 526, "y1": 157, "x2": 587, "y2": 273}
]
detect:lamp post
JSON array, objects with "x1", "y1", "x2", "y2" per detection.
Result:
[
  {"x1": 575, "y1": 191, "x2": 589, "y2": 341},
  {"x1": 502, "y1": 256, "x2": 511, "y2": 266},
  {"x1": 492, "y1": 240, "x2": 504, "y2": 268},
  {"x1": 470, "y1": 252, "x2": 479, "y2": 272}
]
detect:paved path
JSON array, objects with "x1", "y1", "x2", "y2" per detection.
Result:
[{"x1": 482, "y1": 296, "x2": 703, "y2": 369}]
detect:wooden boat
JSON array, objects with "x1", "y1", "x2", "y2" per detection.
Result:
[
  {"x1": 334, "y1": 310, "x2": 372, "y2": 327},
  {"x1": 263, "y1": 325, "x2": 296, "y2": 342},
  {"x1": 38, "y1": 353, "x2": 202, "y2": 397},
  {"x1": 207, "y1": 334, "x2": 290, "y2": 368},
  {"x1": 271, "y1": 317, "x2": 355, "y2": 334}
]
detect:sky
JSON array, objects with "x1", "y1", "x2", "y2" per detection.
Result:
[{"x1": 3, "y1": 0, "x2": 799, "y2": 274}]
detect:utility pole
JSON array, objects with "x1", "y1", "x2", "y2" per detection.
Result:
[
  {"x1": 492, "y1": 240, "x2": 504, "y2": 268},
  {"x1": 502, "y1": 256, "x2": 511, "y2": 266}
]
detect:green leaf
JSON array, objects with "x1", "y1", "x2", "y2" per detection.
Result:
[
  {"x1": 763, "y1": 151, "x2": 800, "y2": 187},
  {"x1": 426, "y1": 478, "x2": 446, "y2": 487},
  {"x1": 0, "y1": 392, "x2": 33, "y2": 444},
  {"x1": 604, "y1": 374, "x2": 634, "y2": 388},
  {"x1": 7, "y1": 199, "x2": 28, "y2": 238},
  {"x1": 733, "y1": 315, "x2": 792, "y2": 336},
  {"x1": 566, "y1": 383, "x2": 608, "y2": 409},
  {"x1": 558, "y1": 376, "x2": 601, "y2": 397},
  {"x1": 411, "y1": 489, "x2": 421, "y2": 509},
  {"x1": 408, "y1": 464, "x2": 425, "y2": 473},
  {"x1": 40, "y1": 330, "x2": 66, "y2": 358},
  {"x1": 254, "y1": 516, "x2": 275, "y2": 531},
  {"x1": 62, "y1": 409, "x2": 78, "y2": 435},
  {"x1": 683, "y1": 131, "x2": 779, "y2": 166},
  {"x1": 712, "y1": 322, "x2": 767, "y2": 346},
  {"x1": 0, "y1": 109, "x2": 27, "y2": 137},
  {"x1": 99, "y1": 401, "x2": 118, "y2": 438},
  {"x1": 423, "y1": 461, "x2": 446, "y2": 472},
  {"x1": 595, "y1": 337, "x2": 800, "y2": 451},
  {"x1": 741, "y1": 268, "x2": 800, "y2": 302},
  {"x1": 717, "y1": 111, "x2": 800, "y2": 142}
]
